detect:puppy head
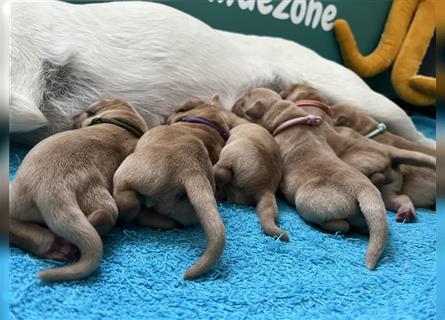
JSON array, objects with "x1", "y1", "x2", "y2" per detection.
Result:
[
  {"x1": 73, "y1": 97, "x2": 137, "y2": 129},
  {"x1": 232, "y1": 88, "x2": 281, "y2": 123},
  {"x1": 166, "y1": 96, "x2": 231, "y2": 133},
  {"x1": 280, "y1": 84, "x2": 328, "y2": 104},
  {"x1": 332, "y1": 104, "x2": 378, "y2": 133}
]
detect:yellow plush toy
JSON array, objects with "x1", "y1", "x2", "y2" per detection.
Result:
[{"x1": 334, "y1": 0, "x2": 436, "y2": 106}]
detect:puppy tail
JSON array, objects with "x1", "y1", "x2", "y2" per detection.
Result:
[
  {"x1": 10, "y1": 92, "x2": 48, "y2": 133},
  {"x1": 182, "y1": 175, "x2": 225, "y2": 280},
  {"x1": 356, "y1": 187, "x2": 388, "y2": 270},
  {"x1": 256, "y1": 192, "x2": 289, "y2": 241},
  {"x1": 38, "y1": 207, "x2": 102, "y2": 282},
  {"x1": 391, "y1": 147, "x2": 436, "y2": 169}
]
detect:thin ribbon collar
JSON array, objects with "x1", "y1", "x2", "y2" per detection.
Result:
[
  {"x1": 365, "y1": 123, "x2": 387, "y2": 138},
  {"x1": 88, "y1": 117, "x2": 144, "y2": 138},
  {"x1": 273, "y1": 115, "x2": 321, "y2": 136},
  {"x1": 294, "y1": 99, "x2": 334, "y2": 117},
  {"x1": 177, "y1": 117, "x2": 229, "y2": 141}
]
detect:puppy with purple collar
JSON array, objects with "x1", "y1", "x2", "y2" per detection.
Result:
[{"x1": 113, "y1": 98, "x2": 236, "y2": 280}]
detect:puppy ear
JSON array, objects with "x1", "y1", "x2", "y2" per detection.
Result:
[
  {"x1": 334, "y1": 115, "x2": 351, "y2": 127},
  {"x1": 177, "y1": 99, "x2": 203, "y2": 112},
  {"x1": 245, "y1": 101, "x2": 265, "y2": 119},
  {"x1": 85, "y1": 101, "x2": 102, "y2": 115},
  {"x1": 280, "y1": 87, "x2": 291, "y2": 99},
  {"x1": 211, "y1": 94, "x2": 221, "y2": 105}
]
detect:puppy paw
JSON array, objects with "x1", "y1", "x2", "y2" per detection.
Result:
[
  {"x1": 42, "y1": 236, "x2": 79, "y2": 261},
  {"x1": 263, "y1": 227, "x2": 289, "y2": 242},
  {"x1": 396, "y1": 206, "x2": 416, "y2": 223}
]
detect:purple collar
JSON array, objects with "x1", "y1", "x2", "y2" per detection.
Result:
[{"x1": 177, "y1": 117, "x2": 229, "y2": 141}]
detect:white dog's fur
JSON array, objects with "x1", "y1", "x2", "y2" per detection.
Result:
[{"x1": 10, "y1": 1, "x2": 434, "y2": 147}]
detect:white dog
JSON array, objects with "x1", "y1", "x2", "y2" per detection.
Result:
[{"x1": 10, "y1": 0, "x2": 434, "y2": 147}]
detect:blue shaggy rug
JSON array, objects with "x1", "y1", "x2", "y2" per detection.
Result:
[{"x1": 9, "y1": 115, "x2": 436, "y2": 320}]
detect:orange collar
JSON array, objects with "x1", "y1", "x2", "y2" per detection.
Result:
[{"x1": 294, "y1": 100, "x2": 333, "y2": 117}]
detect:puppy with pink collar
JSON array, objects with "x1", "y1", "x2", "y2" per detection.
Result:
[{"x1": 233, "y1": 87, "x2": 388, "y2": 270}]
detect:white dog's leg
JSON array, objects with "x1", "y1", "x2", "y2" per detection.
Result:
[{"x1": 10, "y1": 93, "x2": 48, "y2": 133}]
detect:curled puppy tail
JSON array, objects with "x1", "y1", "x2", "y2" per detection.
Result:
[
  {"x1": 391, "y1": 147, "x2": 436, "y2": 169},
  {"x1": 38, "y1": 206, "x2": 102, "y2": 282},
  {"x1": 183, "y1": 175, "x2": 225, "y2": 280},
  {"x1": 356, "y1": 187, "x2": 388, "y2": 270},
  {"x1": 256, "y1": 191, "x2": 289, "y2": 241}
]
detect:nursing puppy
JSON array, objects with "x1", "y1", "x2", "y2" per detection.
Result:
[
  {"x1": 213, "y1": 121, "x2": 288, "y2": 241},
  {"x1": 11, "y1": 1, "x2": 434, "y2": 148},
  {"x1": 281, "y1": 85, "x2": 436, "y2": 222},
  {"x1": 113, "y1": 99, "x2": 231, "y2": 280},
  {"x1": 330, "y1": 106, "x2": 435, "y2": 214},
  {"x1": 330, "y1": 104, "x2": 435, "y2": 157},
  {"x1": 9, "y1": 98, "x2": 148, "y2": 281},
  {"x1": 332, "y1": 126, "x2": 435, "y2": 222},
  {"x1": 232, "y1": 88, "x2": 388, "y2": 269}
]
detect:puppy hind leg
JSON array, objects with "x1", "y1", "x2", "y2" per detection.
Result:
[
  {"x1": 135, "y1": 207, "x2": 182, "y2": 230},
  {"x1": 38, "y1": 204, "x2": 103, "y2": 282},
  {"x1": 213, "y1": 161, "x2": 233, "y2": 187},
  {"x1": 9, "y1": 218, "x2": 78, "y2": 261},
  {"x1": 113, "y1": 186, "x2": 141, "y2": 223},
  {"x1": 380, "y1": 183, "x2": 416, "y2": 223},
  {"x1": 320, "y1": 220, "x2": 350, "y2": 233},
  {"x1": 256, "y1": 192, "x2": 289, "y2": 242},
  {"x1": 83, "y1": 188, "x2": 119, "y2": 235},
  {"x1": 386, "y1": 194, "x2": 416, "y2": 223}
]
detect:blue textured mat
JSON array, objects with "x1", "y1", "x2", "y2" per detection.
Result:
[{"x1": 9, "y1": 117, "x2": 436, "y2": 320}]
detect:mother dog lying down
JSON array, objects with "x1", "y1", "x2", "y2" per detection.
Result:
[{"x1": 11, "y1": 1, "x2": 433, "y2": 147}]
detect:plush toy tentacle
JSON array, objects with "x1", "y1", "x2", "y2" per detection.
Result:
[
  {"x1": 334, "y1": 0, "x2": 418, "y2": 77},
  {"x1": 391, "y1": 0, "x2": 436, "y2": 106},
  {"x1": 409, "y1": 76, "x2": 436, "y2": 96}
]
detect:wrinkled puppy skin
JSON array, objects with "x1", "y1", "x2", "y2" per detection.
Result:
[
  {"x1": 113, "y1": 98, "x2": 233, "y2": 280},
  {"x1": 9, "y1": 97, "x2": 148, "y2": 281},
  {"x1": 233, "y1": 87, "x2": 388, "y2": 270}
]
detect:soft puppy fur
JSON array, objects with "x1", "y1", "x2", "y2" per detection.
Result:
[
  {"x1": 113, "y1": 98, "x2": 232, "y2": 280},
  {"x1": 232, "y1": 87, "x2": 388, "y2": 270},
  {"x1": 282, "y1": 85, "x2": 436, "y2": 222},
  {"x1": 9, "y1": 98, "x2": 148, "y2": 281},
  {"x1": 331, "y1": 104, "x2": 435, "y2": 156},
  {"x1": 213, "y1": 119, "x2": 287, "y2": 241},
  {"x1": 331, "y1": 105, "x2": 435, "y2": 214}
]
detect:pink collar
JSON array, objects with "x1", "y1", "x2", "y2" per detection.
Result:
[
  {"x1": 273, "y1": 114, "x2": 321, "y2": 136},
  {"x1": 294, "y1": 99, "x2": 333, "y2": 117}
]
